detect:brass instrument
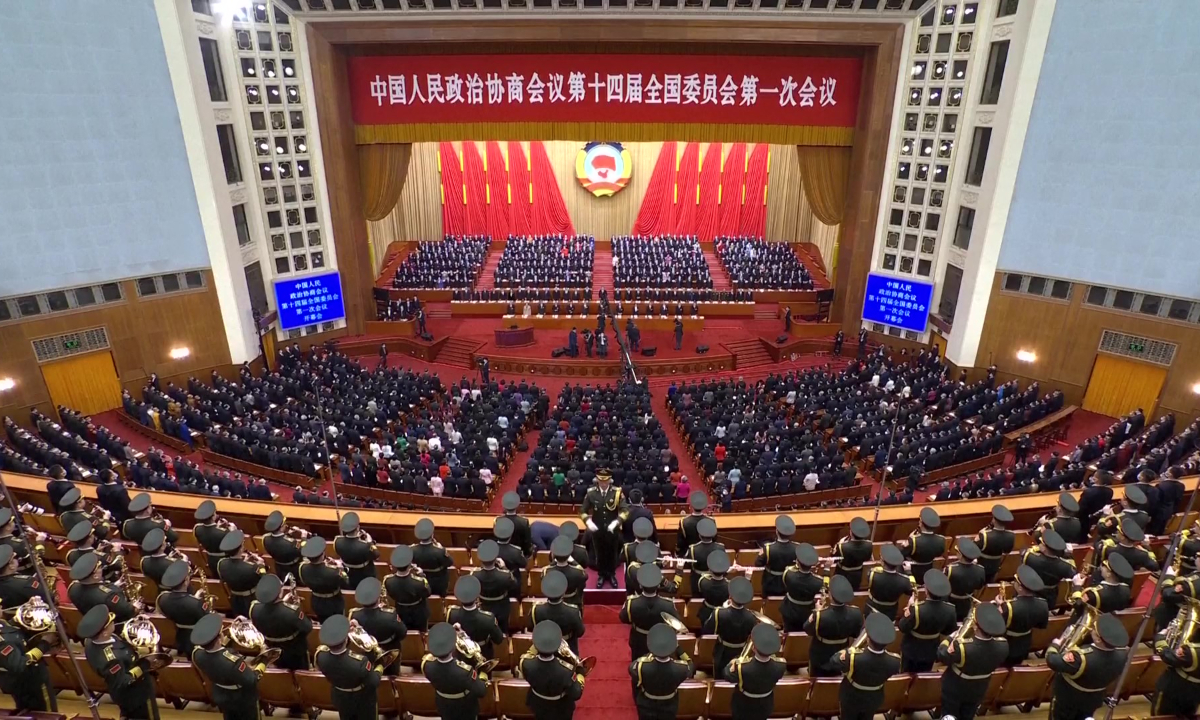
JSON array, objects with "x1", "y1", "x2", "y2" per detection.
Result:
[
  {"x1": 992, "y1": 581, "x2": 1012, "y2": 607},
  {"x1": 1163, "y1": 596, "x2": 1200, "y2": 651},
  {"x1": 948, "y1": 598, "x2": 979, "y2": 645},
  {"x1": 659, "y1": 612, "x2": 689, "y2": 634},
  {"x1": 121, "y1": 615, "x2": 173, "y2": 670},
  {"x1": 116, "y1": 574, "x2": 146, "y2": 611},
  {"x1": 453, "y1": 623, "x2": 499, "y2": 673},
  {"x1": 348, "y1": 619, "x2": 400, "y2": 669},
  {"x1": 280, "y1": 574, "x2": 302, "y2": 611},
  {"x1": 905, "y1": 584, "x2": 927, "y2": 616},
  {"x1": 14, "y1": 595, "x2": 60, "y2": 647},
  {"x1": 215, "y1": 517, "x2": 237, "y2": 533},
  {"x1": 1028, "y1": 508, "x2": 1056, "y2": 536},
  {"x1": 285, "y1": 525, "x2": 311, "y2": 544},
  {"x1": 151, "y1": 511, "x2": 172, "y2": 531},
  {"x1": 30, "y1": 544, "x2": 60, "y2": 598},
  {"x1": 848, "y1": 623, "x2": 870, "y2": 651},
  {"x1": 97, "y1": 539, "x2": 127, "y2": 573},
  {"x1": 222, "y1": 616, "x2": 281, "y2": 667},
  {"x1": 556, "y1": 638, "x2": 597, "y2": 676},
  {"x1": 1054, "y1": 605, "x2": 1098, "y2": 651}
]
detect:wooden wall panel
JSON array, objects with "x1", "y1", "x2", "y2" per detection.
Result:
[
  {"x1": 765, "y1": 143, "x2": 839, "y2": 269},
  {"x1": 0, "y1": 272, "x2": 232, "y2": 421},
  {"x1": 975, "y1": 274, "x2": 1200, "y2": 424},
  {"x1": 367, "y1": 141, "x2": 443, "y2": 273}
]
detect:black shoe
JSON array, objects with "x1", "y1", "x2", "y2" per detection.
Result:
[{"x1": 596, "y1": 576, "x2": 606, "y2": 589}]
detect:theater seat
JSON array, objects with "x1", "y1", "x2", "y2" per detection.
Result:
[
  {"x1": 881, "y1": 674, "x2": 913, "y2": 712},
  {"x1": 257, "y1": 669, "x2": 300, "y2": 709},
  {"x1": 774, "y1": 677, "x2": 812, "y2": 716},
  {"x1": 676, "y1": 680, "x2": 709, "y2": 719},
  {"x1": 694, "y1": 636, "x2": 716, "y2": 673},
  {"x1": 706, "y1": 682, "x2": 733, "y2": 719},
  {"x1": 395, "y1": 676, "x2": 439, "y2": 717},
  {"x1": 903, "y1": 672, "x2": 944, "y2": 712},
  {"x1": 158, "y1": 662, "x2": 212, "y2": 704},
  {"x1": 781, "y1": 633, "x2": 811, "y2": 670},
  {"x1": 803, "y1": 677, "x2": 842, "y2": 717},
  {"x1": 497, "y1": 679, "x2": 534, "y2": 719},
  {"x1": 149, "y1": 613, "x2": 178, "y2": 650},
  {"x1": 401, "y1": 631, "x2": 426, "y2": 666},
  {"x1": 993, "y1": 665, "x2": 1052, "y2": 709},
  {"x1": 295, "y1": 670, "x2": 336, "y2": 711},
  {"x1": 1129, "y1": 655, "x2": 1164, "y2": 698}
]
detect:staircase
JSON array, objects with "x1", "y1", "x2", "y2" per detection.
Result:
[
  {"x1": 795, "y1": 243, "x2": 831, "y2": 289},
  {"x1": 424, "y1": 302, "x2": 452, "y2": 320},
  {"x1": 753, "y1": 303, "x2": 779, "y2": 321},
  {"x1": 433, "y1": 338, "x2": 485, "y2": 368},
  {"x1": 724, "y1": 338, "x2": 774, "y2": 369},
  {"x1": 592, "y1": 245, "x2": 614, "y2": 293},
  {"x1": 702, "y1": 247, "x2": 733, "y2": 291},
  {"x1": 471, "y1": 244, "x2": 507, "y2": 291}
]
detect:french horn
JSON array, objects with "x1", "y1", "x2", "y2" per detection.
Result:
[
  {"x1": 121, "y1": 615, "x2": 172, "y2": 670},
  {"x1": 222, "y1": 616, "x2": 281, "y2": 666}
]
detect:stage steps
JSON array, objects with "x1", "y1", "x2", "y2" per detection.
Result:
[
  {"x1": 702, "y1": 247, "x2": 733, "y2": 291},
  {"x1": 753, "y1": 303, "x2": 779, "y2": 321},
  {"x1": 592, "y1": 246, "x2": 614, "y2": 291},
  {"x1": 424, "y1": 302, "x2": 452, "y2": 320},
  {"x1": 472, "y1": 244, "x2": 507, "y2": 291},
  {"x1": 724, "y1": 338, "x2": 774, "y2": 369},
  {"x1": 795, "y1": 243, "x2": 832, "y2": 289},
  {"x1": 434, "y1": 337, "x2": 485, "y2": 368}
]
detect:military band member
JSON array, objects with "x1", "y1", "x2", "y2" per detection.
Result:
[
  {"x1": 156, "y1": 560, "x2": 209, "y2": 658},
  {"x1": 68, "y1": 552, "x2": 137, "y2": 625},
  {"x1": 217, "y1": 530, "x2": 266, "y2": 619},
  {"x1": 685, "y1": 518, "x2": 724, "y2": 596},
  {"x1": 722, "y1": 623, "x2": 787, "y2": 720},
  {"x1": 1046, "y1": 612, "x2": 1129, "y2": 720},
  {"x1": 349, "y1": 578, "x2": 406, "y2": 675},
  {"x1": 250, "y1": 574, "x2": 312, "y2": 671},
  {"x1": 422, "y1": 622, "x2": 491, "y2": 720},
  {"x1": 190, "y1": 612, "x2": 265, "y2": 720},
  {"x1": 834, "y1": 517, "x2": 874, "y2": 590},
  {"x1": 193, "y1": 500, "x2": 230, "y2": 577},
  {"x1": 57, "y1": 487, "x2": 111, "y2": 541},
  {"x1": 1152, "y1": 626, "x2": 1200, "y2": 718},
  {"x1": 0, "y1": 605, "x2": 58, "y2": 712},
  {"x1": 474, "y1": 539, "x2": 519, "y2": 636},
  {"x1": 580, "y1": 471, "x2": 630, "y2": 589},
  {"x1": 501, "y1": 491, "x2": 535, "y2": 558},
  {"x1": 780, "y1": 543, "x2": 825, "y2": 632},
  {"x1": 833, "y1": 613, "x2": 901, "y2": 720},
  {"x1": 1042, "y1": 493, "x2": 1084, "y2": 545},
  {"x1": 622, "y1": 518, "x2": 657, "y2": 569},
  {"x1": 1093, "y1": 518, "x2": 1159, "y2": 582},
  {"x1": 867, "y1": 545, "x2": 915, "y2": 621},
  {"x1": 0, "y1": 509, "x2": 36, "y2": 575},
  {"x1": 1156, "y1": 551, "x2": 1200, "y2": 634},
  {"x1": 121, "y1": 492, "x2": 178, "y2": 548},
  {"x1": 696, "y1": 551, "x2": 731, "y2": 628},
  {"x1": 898, "y1": 569, "x2": 957, "y2": 673},
  {"x1": 448, "y1": 575, "x2": 504, "y2": 661},
  {"x1": 493, "y1": 517, "x2": 528, "y2": 594},
  {"x1": 947, "y1": 538, "x2": 988, "y2": 621},
  {"x1": 558, "y1": 522, "x2": 590, "y2": 570},
  {"x1": 335, "y1": 512, "x2": 379, "y2": 590},
  {"x1": 411, "y1": 518, "x2": 454, "y2": 597},
  {"x1": 79, "y1": 604, "x2": 161, "y2": 720},
  {"x1": 65, "y1": 521, "x2": 122, "y2": 582},
  {"x1": 0, "y1": 545, "x2": 47, "y2": 611},
  {"x1": 805, "y1": 575, "x2": 863, "y2": 676},
  {"x1": 626, "y1": 541, "x2": 669, "y2": 596},
  {"x1": 676, "y1": 492, "x2": 709, "y2": 557},
  {"x1": 899, "y1": 507, "x2": 945, "y2": 583},
  {"x1": 315, "y1": 614, "x2": 384, "y2": 720},
  {"x1": 299, "y1": 536, "x2": 349, "y2": 622},
  {"x1": 384, "y1": 546, "x2": 431, "y2": 633},
  {"x1": 519, "y1": 621, "x2": 585, "y2": 720},
  {"x1": 261, "y1": 511, "x2": 303, "y2": 583},
  {"x1": 548, "y1": 536, "x2": 588, "y2": 609},
  {"x1": 974, "y1": 504, "x2": 1016, "y2": 582},
  {"x1": 756, "y1": 516, "x2": 798, "y2": 598},
  {"x1": 1022, "y1": 530, "x2": 1077, "y2": 608},
  {"x1": 620, "y1": 564, "x2": 681, "y2": 661},
  {"x1": 1072, "y1": 552, "x2": 1133, "y2": 615},
  {"x1": 702, "y1": 577, "x2": 758, "y2": 678},
  {"x1": 631, "y1": 624, "x2": 695, "y2": 720},
  {"x1": 1000, "y1": 565, "x2": 1051, "y2": 667},
  {"x1": 139, "y1": 528, "x2": 172, "y2": 586},
  {"x1": 531, "y1": 570, "x2": 586, "y2": 656},
  {"x1": 938, "y1": 603, "x2": 1009, "y2": 720},
  {"x1": 1096, "y1": 485, "x2": 1151, "y2": 540}
]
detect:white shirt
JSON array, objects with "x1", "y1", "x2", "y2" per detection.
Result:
[
  {"x1": 803, "y1": 473, "x2": 820, "y2": 491},
  {"x1": 498, "y1": 416, "x2": 509, "y2": 429},
  {"x1": 430, "y1": 477, "x2": 444, "y2": 496},
  {"x1": 487, "y1": 437, "x2": 499, "y2": 453},
  {"x1": 428, "y1": 436, "x2": 442, "y2": 452}
]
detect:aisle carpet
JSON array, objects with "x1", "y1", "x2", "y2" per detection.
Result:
[{"x1": 577, "y1": 603, "x2": 637, "y2": 720}]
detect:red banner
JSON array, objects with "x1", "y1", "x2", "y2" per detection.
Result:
[{"x1": 347, "y1": 54, "x2": 862, "y2": 128}]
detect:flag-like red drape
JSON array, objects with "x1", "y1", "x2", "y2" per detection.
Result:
[
  {"x1": 530, "y1": 141, "x2": 574, "y2": 235},
  {"x1": 485, "y1": 141, "x2": 511, "y2": 241},
  {"x1": 695, "y1": 142, "x2": 722, "y2": 242},
  {"x1": 439, "y1": 141, "x2": 466, "y2": 236},
  {"x1": 672, "y1": 142, "x2": 700, "y2": 234},
  {"x1": 719, "y1": 143, "x2": 747, "y2": 236},
  {"x1": 461, "y1": 142, "x2": 488, "y2": 234},
  {"x1": 632, "y1": 141, "x2": 678, "y2": 236},
  {"x1": 507, "y1": 141, "x2": 532, "y2": 237},
  {"x1": 739, "y1": 144, "x2": 769, "y2": 237}
]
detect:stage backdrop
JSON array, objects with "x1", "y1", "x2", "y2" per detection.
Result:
[{"x1": 367, "y1": 141, "x2": 839, "y2": 275}]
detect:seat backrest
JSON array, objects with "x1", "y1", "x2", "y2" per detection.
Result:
[
  {"x1": 257, "y1": 669, "x2": 298, "y2": 706},
  {"x1": 58, "y1": 605, "x2": 83, "y2": 640},
  {"x1": 995, "y1": 665, "x2": 1052, "y2": 706},
  {"x1": 880, "y1": 674, "x2": 912, "y2": 711},
  {"x1": 1131, "y1": 655, "x2": 1164, "y2": 697},
  {"x1": 497, "y1": 679, "x2": 535, "y2": 719},
  {"x1": 401, "y1": 631, "x2": 426, "y2": 666},
  {"x1": 775, "y1": 677, "x2": 812, "y2": 717},
  {"x1": 294, "y1": 670, "x2": 335, "y2": 710},
  {"x1": 781, "y1": 632, "x2": 811, "y2": 669},
  {"x1": 1032, "y1": 615, "x2": 1070, "y2": 651},
  {"x1": 694, "y1": 636, "x2": 716, "y2": 672},
  {"x1": 805, "y1": 678, "x2": 842, "y2": 717},
  {"x1": 676, "y1": 680, "x2": 709, "y2": 720},
  {"x1": 376, "y1": 677, "x2": 399, "y2": 715},
  {"x1": 395, "y1": 676, "x2": 440, "y2": 717},
  {"x1": 902, "y1": 673, "x2": 942, "y2": 710},
  {"x1": 158, "y1": 662, "x2": 212, "y2": 703},
  {"x1": 981, "y1": 668, "x2": 1009, "y2": 709},
  {"x1": 707, "y1": 681, "x2": 734, "y2": 720}
]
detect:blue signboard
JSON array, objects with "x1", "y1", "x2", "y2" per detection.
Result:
[
  {"x1": 862, "y1": 273, "x2": 934, "y2": 333},
  {"x1": 274, "y1": 271, "x2": 346, "y2": 330}
]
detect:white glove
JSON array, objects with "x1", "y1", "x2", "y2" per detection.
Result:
[
  {"x1": 607, "y1": 520, "x2": 620, "y2": 533},
  {"x1": 586, "y1": 519, "x2": 599, "y2": 533}
]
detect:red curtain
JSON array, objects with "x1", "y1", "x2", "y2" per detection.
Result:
[
  {"x1": 695, "y1": 142, "x2": 722, "y2": 242},
  {"x1": 461, "y1": 142, "x2": 488, "y2": 234},
  {"x1": 507, "y1": 141, "x2": 532, "y2": 236},
  {"x1": 672, "y1": 142, "x2": 700, "y2": 233},
  {"x1": 530, "y1": 141, "x2": 574, "y2": 235},
  {"x1": 633, "y1": 141, "x2": 677, "y2": 235},
  {"x1": 739, "y1": 144, "x2": 769, "y2": 237},
  {"x1": 438, "y1": 141, "x2": 465, "y2": 236},
  {"x1": 719, "y1": 143, "x2": 746, "y2": 236},
  {"x1": 485, "y1": 141, "x2": 511, "y2": 241}
]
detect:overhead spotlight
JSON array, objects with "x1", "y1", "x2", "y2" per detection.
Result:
[
  {"x1": 1192, "y1": 382, "x2": 1200, "y2": 395},
  {"x1": 0, "y1": 378, "x2": 14, "y2": 392},
  {"x1": 1016, "y1": 349, "x2": 1037, "y2": 363},
  {"x1": 170, "y1": 347, "x2": 191, "y2": 360}
]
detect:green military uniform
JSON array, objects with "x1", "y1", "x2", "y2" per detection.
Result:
[
  {"x1": 702, "y1": 577, "x2": 759, "y2": 681},
  {"x1": 937, "y1": 604, "x2": 1009, "y2": 720},
  {"x1": 1152, "y1": 637, "x2": 1200, "y2": 718},
  {"x1": 59, "y1": 500, "x2": 112, "y2": 543},
  {"x1": 1022, "y1": 531, "x2": 1077, "y2": 608},
  {"x1": 834, "y1": 518, "x2": 874, "y2": 590},
  {"x1": 630, "y1": 624, "x2": 694, "y2": 720},
  {"x1": 66, "y1": 521, "x2": 123, "y2": 582},
  {"x1": 867, "y1": 545, "x2": 916, "y2": 621},
  {"x1": 620, "y1": 565, "x2": 681, "y2": 661},
  {"x1": 899, "y1": 508, "x2": 946, "y2": 583},
  {"x1": 79, "y1": 605, "x2": 160, "y2": 720},
  {"x1": 0, "y1": 571, "x2": 47, "y2": 612},
  {"x1": 974, "y1": 505, "x2": 1016, "y2": 582},
  {"x1": 0, "y1": 618, "x2": 56, "y2": 712},
  {"x1": 217, "y1": 531, "x2": 267, "y2": 619},
  {"x1": 314, "y1": 615, "x2": 384, "y2": 720},
  {"x1": 384, "y1": 546, "x2": 431, "y2": 633},
  {"x1": 67, "y1": 552, "x2": 138, "y2": 626},
  {"x1": 755, "y1": 516, "x2": 798, "y2": 598},
  {"x1": 832, "y1": 614, "x2": 901, "y2": 720},
  {"x1": 696, "y1": 552, "x2": 731, "y2": 628},
  {"x1": 1156, "y1": 573, "x2": 1200, "y2": 636},
  {"x1": 335, "y1": 513, "x2": 379, "y2": 590},
  {"x1": 448, "y1": 576, "x2": 504, "y2": 661},
  {"x1": 1045, "y1": 613, "x2": 1129, "y2": 720},
  {"x1": 625, "y1": 542, "x2": 672, "y2": 597},
  {"x1": 349, "y1": 578, "x2": 406, "y2": 675},
  {"x1": 155, "y1": 561, "x2": 209, "y2": 657},
  {"x1": 501, "y1": 492, "x2": 535, "y2": 557},
  {"x1": 422, "y1": 623, "x2": 490, "y2": 720},
  {"x1": 250, "y1": 573, "x2": 313, "y2": 671},
  {"x1": 520, "y1": 621, "x2": 585, "y2": 720},
  {"x1": 579, "y1": 476, "x2": 630, "y2": 587},
  {"x1": 493, "y1": 518, "x2": 528, "y2": 600},
  {"x1": 193, "y1": 500, "x2": 230, "y2": 577},
  {"x1": 298, "y1": 536, "x2": 349, "y2": 622},
  {"x1": 473, "y1": 541, "x2": 519, "y2": 636},
  {"x1": 549, "y1": 536, "x2": 588, "y2": 608},
  {"x1": 139, "y1": 528, "x2": 171, "y2": 586},
  {"x1": 947, "y1": 539, "x2": 988, "y2": 621},
  {"x1": 898, "y1": 569, "x2": 958, "y2": 673},
  {"x1": 675, "y1": 493, "x2": 708, "y2": 556},
  {"x1": 531, "y1": 570, "x2": 586, "y2": 656},
  {"x1": 622, "y1": 519, "x2": 657, "y2": 572},
  {"x1": 121, "y1": 493, "x2": 178, "y2": 547},
  {"x1": 1000, "y1": 566, "x2": 1051, "y2": 667},
  {"x1": 780, "y1": 544, "x2": 826, "y2": 632},
  {"x1": 190, "y1": 613, "x2": 263, "y2": 720},
  {"x1": 261, "y1": 512, "x2": 303, "y2": 583},
  {"x1": 1092, "y1": 519, "x2": 1159, "y2": 583},
  {"x1": 411, "y1": 519, "x2": 453, "y2": 597},
  {"x1": 722, "y1": 624, "x2": 787, "y2": 720},
  {"x1": 805, "y1": 575, "x2": 863, "y2": 677},
  {"x1": 684, "y1": 518, "x2": 724, "y2": 596}
]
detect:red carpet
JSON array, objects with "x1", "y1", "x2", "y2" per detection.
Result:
[
  {"x1": 577, "y1": 604, "x2": 637, "y2": 720},
  {"x1": 702, "y1": 247, "x2": 732, "y2": 292}
]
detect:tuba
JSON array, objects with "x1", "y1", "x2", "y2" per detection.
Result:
[
  {"x1": 1163, "y1": 597, "x2": 1200, "y2": 652},
  {"x1": 454, "y1": 623, "x2": 499, "y2": 673},
  {"x1": 348, "y1": 619, "x2": 400, "y2": 670},
  {"x1": 121, "y1": 615, "x2": 173, "y2": 670},
  {"x1": 1054, "y1": 605, "x2": 1098, "y2": 652},
  {"x1": 222, "y1": 616, "x2": 281, "y2": 666},
  {"x1": 14, "y1": 595, "x2": 60, "y2": 647}
]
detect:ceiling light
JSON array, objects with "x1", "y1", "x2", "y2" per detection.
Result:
[
  {"x1": 170, "y1": 347, "x2": 191, "y2": 360},
  {"x1": 0, "y1": 378, "x2": 14, "y2": 392},
  {"x1": 1016, "y1": 350, "x2": 1037, "y2": 363}
]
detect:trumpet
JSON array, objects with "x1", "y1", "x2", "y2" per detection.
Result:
[
  {"x1": 659, "y1": 555, "x2": 695, "y2": 568},
  {"x1": 280, "y1": 574, "x2": 302, "y2": 611},
  {"x1": 285, "y1": 525, "x2": 311, "y2": 543},
  {"x1": 151, "y1": 511, "x2": 173, "y2": 531},
  {"x1": 992, "y1": 581, "x2": 1011, "y2": 607},
  {"x1": 86, "y1": 500, "x2": 114, "y2": 526},
  {"x1": 454, "y1": 622, "x2": 499, "y2": 674},
  {"x1": 215, "y1": 517, "x2": 237, "y2": 533},
  {"x1": 904, "y1": 584, "x2": 926, "y2": 617}
]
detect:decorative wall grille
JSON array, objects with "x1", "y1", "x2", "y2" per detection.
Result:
[
  {"x1": 32, "y1": 327, "x2": 110, "y2": 363},
  {"x1": 1098, "y1": 329, "x2": 1176, "y2": 367}
]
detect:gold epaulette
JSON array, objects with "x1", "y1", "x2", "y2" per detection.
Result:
[{"x1": 316, "y1": 644, "x2": 330, "y2": 654}]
